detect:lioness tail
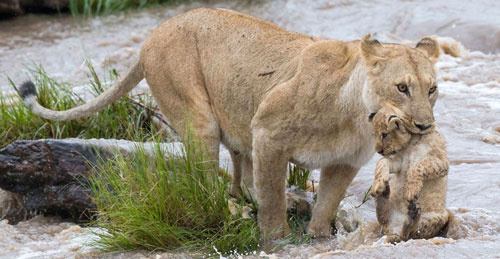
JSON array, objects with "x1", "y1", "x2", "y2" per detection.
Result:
[{"x1": 19, "y1": 60, "x2": 144, "y2": 121}]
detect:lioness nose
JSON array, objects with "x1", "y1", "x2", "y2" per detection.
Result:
[{"x1": 415, "y1": 122, "x2": 432, "y2": 131}]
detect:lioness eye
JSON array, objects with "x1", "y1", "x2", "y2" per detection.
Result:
[
  {"x1": 396, "y1": 84, "x2": 409, "y2": 96},
  {"x1": 429, "y1": 86, "x2": 437, "y2": 95},
  {"x1": 382, "y1": 133, "x2": 388, "y2": 139}
]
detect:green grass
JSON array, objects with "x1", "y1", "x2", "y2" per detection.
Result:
[
  {"x1": 1, "y1": 62, "x2": 158, "y2": 148},
  {"x1": 88, "y1": 135, "x2": 260, "y2": 255},
  {"x1": 69, "y1": 0, "x2": 191, "y2": 16},
  {"x1": 68, "y1": 0, "x2": 258, "y2": 17},
  {"x1": 287, "y1": 163, "x2": 311, "y2": 190},
  {"x1": 87, "y1": 133, "x2": 314, "y2": 255}
]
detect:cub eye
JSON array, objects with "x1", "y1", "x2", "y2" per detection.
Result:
[
  {"x1": 429, "y1": 85, "x2": 437, "y2": 95},
  {"x1": 382, "y1": 133, "x2": 388, "y2": 139},
  {"x1": 396, "y1": 84, "x2": 409, "y2": 96}
]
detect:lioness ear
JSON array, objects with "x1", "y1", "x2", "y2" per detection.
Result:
[
  {"x1": 360, "y1": 34, "x2": 386, "y2": 69},
  {"x1": 387, "y1": 115, "x2": 402, "y2": 131},
  {"x1": 416, "y1": 36, "x2": 440, "y2": 63}
]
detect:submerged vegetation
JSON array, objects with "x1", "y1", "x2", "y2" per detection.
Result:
[{"x1": 0, "y1": 63, "x2": 158, "y2": 148}]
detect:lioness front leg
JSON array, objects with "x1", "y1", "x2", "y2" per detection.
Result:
[
  {"x1": 406, "y1": 155, "x2": 449, "y2": 202},
  {"x1": 307, "y1": 164, "x2": 359, "y2": 237},
  {"x1": 252, "y1": 133, "x2": 290, "y2": 241}
]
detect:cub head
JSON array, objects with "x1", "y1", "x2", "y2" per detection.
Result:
[
  {"x1": 371, "y1": 105, "x2": 411, "y2": 157},
  {"x1": 361, "y1": 34, "x2": 440, "y2": 134}
]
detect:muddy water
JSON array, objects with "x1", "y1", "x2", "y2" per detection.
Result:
[{"x1": 1, "y1": 0, "x2": 500, "y2": 258}]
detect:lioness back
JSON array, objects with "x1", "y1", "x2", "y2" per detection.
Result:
[{"x1": 141, "y1": 8, "x2": 320, "y2": 152}]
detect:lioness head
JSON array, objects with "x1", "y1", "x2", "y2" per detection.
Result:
[
  {"x1": 371, "y1": 105, "x2": 411, "y2": 157},
  {"x1": 361, "y1": 34, "x2": 440, "y2": 134}
]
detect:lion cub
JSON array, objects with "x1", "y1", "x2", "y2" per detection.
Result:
[{"x1": 370, "y1": 105, "x2": 451, "y2": 243}]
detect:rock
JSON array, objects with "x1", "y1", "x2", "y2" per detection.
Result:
[
  {"x1": 0, "y1": 139, "x2": 109, "y2": 223},
  {"x1": 0, "y1": 0, "x2": 23, "y2": 16},
  {"x1": 286, "y1": 186, "x2": 315, "y2": 216},
  {"x1": 0, "y1": 0, "x2": 69, "y2": 17},
  {"x1": 0, "y1": 189, "x2": 26, "y2": 224},
  {"x1": 0, "y1": 138, "x2": 319, "y2": 224}
]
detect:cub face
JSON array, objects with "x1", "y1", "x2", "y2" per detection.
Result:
[{"x1": 371, "y1": 105, "x2": 412, "y2": 157}]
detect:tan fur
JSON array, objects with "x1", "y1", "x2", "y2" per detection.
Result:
[
  {"x1": 20, "y1": 8, "x2": 440, "y2": 241},
  {"x1": 370, "y1": 105, "x2": 450, "y2": 242}
]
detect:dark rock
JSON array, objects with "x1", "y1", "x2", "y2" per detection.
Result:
[
  {"x1": 20, "y1": 0, "x2": 69, "y2": 12},
  {"x1": 286, "y1": 186, "x2": 315, "y2": 217},
  {"x1": 0, "y1": 0, "x2": 23, "y2": 16},
  {"x1": 0, "y1": 139, "x2": 109, "y2": 223},
  {"x1": 0, "y1": 189, "x2": 27, "y2": 224},
  {"x1": 0, "y1": 0, "x2": 69, "y2": 17}
]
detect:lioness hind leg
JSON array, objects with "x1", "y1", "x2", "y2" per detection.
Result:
[
  {"x1": 413, "y1": 209, "x2": 450, "y2": 239},
  {"x1": 229, "y1": 152, "x2": 256, "y2": 201},
  {"x1": 307, "y1": 164, "x2": 359, "y2": 237},
  {"x1": 142, "y1": 26, "x2": 221, "y2": 161},
  {"x1": 241, "y1": 154, "x2": 256, "y2": 201},
  {"x1": 229, "y1": 150, "x2": 243, "y2": 198}
]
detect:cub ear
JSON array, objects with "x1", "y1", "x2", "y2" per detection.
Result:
[
  {"x1": 360, "y1": 34, "x2": 385, "y2": 66},
  {"x1": 387, "y1": 115, "x2": 402, "y2": 131},
  {"x1": 416, "y1": 36, "x2": 440, "y2": 63}
]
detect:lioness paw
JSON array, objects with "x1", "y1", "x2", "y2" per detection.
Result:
[{"x1": 306, "y1": 222, "x2": 333, "y2": 238}]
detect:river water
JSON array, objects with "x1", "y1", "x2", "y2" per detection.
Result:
[{"x1": 1, "y1": 0, "x2": 500, "y2": 258}]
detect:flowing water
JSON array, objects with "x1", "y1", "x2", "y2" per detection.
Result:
[{"x1": 1, "y1": 0, "x2": 500, "y2": 258}]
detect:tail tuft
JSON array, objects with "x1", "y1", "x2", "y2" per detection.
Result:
[{"x1": 19, "y1": 81, "x2": 37, "y2": 100}]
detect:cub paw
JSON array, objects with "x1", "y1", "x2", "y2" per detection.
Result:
[
  {"x1": 405, "y1": 182, "x2": 421, "y2": 202},
  {"x1": 371, "y1": 179, "x2": 390, "y2": 198},
  {"x1": 384, "y1": 234, "x2": 402, "y2": 244}
]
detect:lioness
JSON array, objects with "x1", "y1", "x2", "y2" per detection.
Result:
[
  {"x1": 18, "y1": 8, "x2": 440, "y2": 240},
  {"x1": 370, "y1": 105, "x2": 451, "y2": 243}
]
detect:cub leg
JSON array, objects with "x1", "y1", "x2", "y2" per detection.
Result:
[
  {"x1": 375, "y1": 181, "x2": 391, "y2": 230},
  {"x1": 412, "y1": 209, "x2": 450, "y2": 239},
  {"x1": 252, "y1": 134, "x2": 290, "y2": 241},
  {"x1": 371, "y1": 158, "x2": 391, "y2": 197},
  {"x1": 406, "y1": 155, "x2": 449, "y2": 202},
  {"x1": 307, "y1": 164, "x2": 359, "y2": 237}
]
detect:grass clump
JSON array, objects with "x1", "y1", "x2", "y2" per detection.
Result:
[
  {"x1": 1, "y1": 63, "x2": 157, "y2": 148},
  {"x1": 69, "y1": 0, "x2": 192, "y2": 16},
  {"x1": 287, "y1": 163, "x2": 311, "y2": 190},
  {"x1": 88, "y1": 135, "x2": 259, "y2": 255}
]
